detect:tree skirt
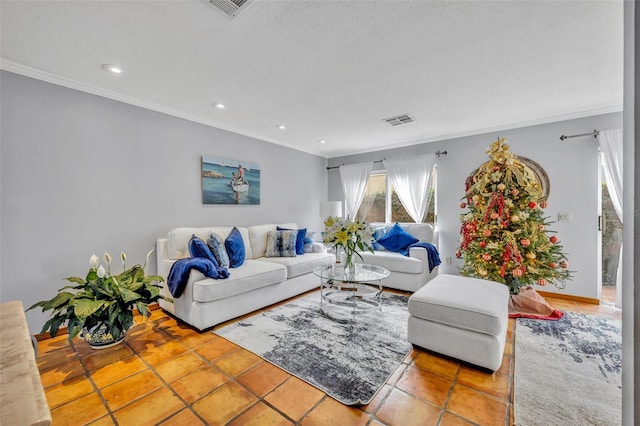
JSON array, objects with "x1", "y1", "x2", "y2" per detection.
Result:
[
  {"x1": 515, "y1": 312, "x2": 621, "y2": 425},
  {"x1": 214, "y1": 291, "x2": 411, "y2": 405},
  {"x1": 509, "y1": 286, "x2": 563, "y2": 320}
]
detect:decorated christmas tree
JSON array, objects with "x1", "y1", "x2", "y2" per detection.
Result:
[{"x1": 457, "y1": 138, "x2": 573, "y2": 294}]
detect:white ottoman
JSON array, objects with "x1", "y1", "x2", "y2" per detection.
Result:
[{"x1": 408, "y1": 274, "x2": 509, "y2": 371}]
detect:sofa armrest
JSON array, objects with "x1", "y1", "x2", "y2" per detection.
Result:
[
  {"x1": 408, "y1": 246, "x2": 429, "y2": 270},
  {"x1": 312, "y1": 242, "x2": 326, "y2": 253}
]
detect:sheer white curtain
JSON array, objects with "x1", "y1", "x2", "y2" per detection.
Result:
[
  {"x1": 339, "y1": 162, "x2": 373, "y2": 219},
  {"x1": 383, "y1": 154, "x2": 436, "y2": 223},
  {"x1": 598, "y1": 129, "x2": 623, "y2": 308}
]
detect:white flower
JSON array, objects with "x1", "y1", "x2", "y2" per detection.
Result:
[
  {"x1": 97, "y1": 265, "x2": 106, "y2": 278},
  {"x1": 90, "y1": 254, "x2": 99, "y2": 270},
  {"x1": 120, "y1": 251, "x2": 127, "y2": 265},
  {"x1": 104, "y1": 252, "x2": 112, "y2": 265}
]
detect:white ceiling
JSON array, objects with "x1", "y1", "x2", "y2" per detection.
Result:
[{"x1": 0, "y1": 0, "x2": 623, "y2": 158}]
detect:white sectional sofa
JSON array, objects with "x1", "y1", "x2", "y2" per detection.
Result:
[
  {"x1": 351, "y1": 222, "x2": 440, "y2": 292},
  {"x1": 156, "y1": 223, "x2": 335, "y2": 330}
]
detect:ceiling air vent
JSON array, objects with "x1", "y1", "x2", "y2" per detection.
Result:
[
  {"x1": 208, "y1": 0, "x2": 254, "y2": 18},
  {"x1": 383, "y1": 114, "x2": 415, "y2": 126}
]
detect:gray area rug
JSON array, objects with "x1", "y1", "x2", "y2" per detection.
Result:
[
  {"x1": 214, "y1": 291, "x2": 411, "y2": 405},
  {"x1": 515, "y1": 312, "x2": 621, "y2": 425}
]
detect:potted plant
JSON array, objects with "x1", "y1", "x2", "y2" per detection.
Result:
[{"x1": 28, "y1": 249, "x2": 172, "y2": 349}]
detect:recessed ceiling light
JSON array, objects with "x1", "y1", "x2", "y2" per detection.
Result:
[
  {"x1": 101, "y1": 64, "x2": 123, "y2": 74},
  {"x1": 319, "y1": 140, "x2": 326, "y2": 144},
  {"x1": 214, "y1": 103, "x2": 226, "y2": 110},
  {"x1": 277, "y1": 124, "x2": 286, "y2": 130}
]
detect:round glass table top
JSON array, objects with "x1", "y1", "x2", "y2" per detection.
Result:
[{"x1": 313, "y1": 263, "x2": 390, "y2": 283}]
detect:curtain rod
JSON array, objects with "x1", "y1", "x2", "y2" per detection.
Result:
[
  {"x1": 326, "y1": 150, "x2": 448, "y2": 170},
  {"x1": 559, "y1": 129, "x2": 599, "y2": 141}
]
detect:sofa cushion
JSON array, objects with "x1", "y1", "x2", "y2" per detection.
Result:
[
  {"x1": 377, "y1": 223, "x2": 419, "y2": 253},
  {"x1": 225, "y1": 227, "x2": 245, "y2": 268},
  {"x1": 207, "y1": 232, "x2": 230, "y2": 269},
  {"x1": 277, "y1": 226, "x2": 307, "y2": 255},
  {"x1": 357, "y1": 251, "x2": 424, "y2": 274},
  {"x1": 259, "y1": 252, "x2": 335, "y2": 278},
  {"x1": 192, "y1": 260, "x2": 287, "y2": 303},
  {"x1": 265, "y1": 230, "x2": 297, "y2": 257},
  {"x1": 189, "y1": 235, "x2": 216, "y2": 263},
  {"x1": 408, "y1": 274, "x2": 509, "y2": 335},
  {"x1": 167, "y1": 227, "x2": 253, "y2": 260}
]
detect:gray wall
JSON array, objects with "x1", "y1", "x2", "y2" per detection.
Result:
[
  {"x1": 328, "y1": 112, "x2": 623, "y2": 301},
  {"x1": 0, "y1": 71, "x2": 328, "y2": 333}
]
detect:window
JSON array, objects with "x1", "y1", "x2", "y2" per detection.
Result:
[{"x1": 356, "y1": 167, "x2": 436, "y2": 224}]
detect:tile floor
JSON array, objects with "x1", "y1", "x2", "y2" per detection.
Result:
[{"x1": 36, "y1": 291, "x2": 622, "y2": 426}]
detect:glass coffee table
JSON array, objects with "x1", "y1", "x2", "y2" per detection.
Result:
[{"x1": 313, "y1": 264, "x2": 390, "y2": 322}]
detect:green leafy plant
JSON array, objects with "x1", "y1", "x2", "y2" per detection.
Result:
[{"x1": 28, "y1": 249, "x2": 172, "y2": 342}]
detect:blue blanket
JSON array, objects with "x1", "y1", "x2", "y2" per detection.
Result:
[
  {"x1": 406, "y1": 242, "x2": 441, "y2": 272},
  {"x1": 167, "y1": 257, "x2": 230, "y2": 298}
]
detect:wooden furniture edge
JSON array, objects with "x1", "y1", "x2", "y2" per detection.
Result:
[{"x1": 537, "y1": 290, "x2": 600, "y2": 305}]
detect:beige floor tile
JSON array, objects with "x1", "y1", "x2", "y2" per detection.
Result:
[
  {"x1": 213, "y1": 348, "x2": 262, "y2": 377},
  {"x1": 375, "y1": 389, "x2": 441, "y2": 426},
  {"x1": 237, "y1": 361, "x2": 290, "y2": 397},
  {"x1": 49, "y1": 392, "x2": 109, "y2": 426},
  {"x1": 158, "y1": 408, "x2": 206, "y2": 425},
  {"x1": 113, "y1": 387, "x2": 185, "y2": 425},
  {"x1": 301, "y1": 397, "x2": 370, "y2": 426},
  {"x1": 192, "y1": 381, "x2": 258, "y2": 425},
  {"x1": 44, "y1": 374, "x2": 94, "y2": 409},
  {"x1": 155, "y1": 351, "x2": 207, "y2": 383},
  {"x1": 101, "y1": 369, "x2": 164, "y2": 411},
  {"x1": 395, "y1": 365, "x2": 453, "y2": 407},
  {"x1": 228, "y1": 402, "x2": 293, "y2": 426},
  {"x1": 90, "y1": 354, "x2": 148, "y2": 389},
  {"x1": 446, "y1": 384, "x2": 508, "y2": 426},
  {"x1": 456, "y1": 367, "x2": 510, "y2": 400},
  {"x1": 170, "y1": 365, "x2": 229, "y2": 404},
  {"x1": 410, "y1": 350, "x2": 460, "y2": 380},
  {"x1": 264, "y1": 377, "x2": 325, "y2": 421}
]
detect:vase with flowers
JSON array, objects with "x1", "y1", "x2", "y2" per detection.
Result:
[
  {"x1": 28, "y1": 249, "x2": 171, "y2": 349},
  {"x1": 323, "y1": 216, "x2": 375, "y2": 281}
]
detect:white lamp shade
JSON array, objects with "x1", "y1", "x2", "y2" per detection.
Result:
[{"x1": 320, "y1": 201, "x2": 342, "y2": 218}]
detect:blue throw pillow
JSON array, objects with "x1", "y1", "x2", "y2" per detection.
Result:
[
  {"x1": 225, "y1": 226, "x2": 245, "y2": 268},
  {"x1": 188, "y1": 235, "x2": 217, "y2": 265},
  {"x1": 277, "y1": 226, "x2": 307, "y2": 255},
  {"x1": 376, "y1": 223, "x2": 419, "y2": 253},
  {"x1": 207, "y1": 232, "x2": 230, "y2": 269},
  {"x1": 303, "y1": 234, "x2": 315, "y2": 253}
]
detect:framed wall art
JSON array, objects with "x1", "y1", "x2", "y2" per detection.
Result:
[{"x1": 202, "y1": 156, "x2": 260, "y2": 205}]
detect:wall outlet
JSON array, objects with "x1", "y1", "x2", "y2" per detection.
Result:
[
  {"x1": 557, "y1": 212, "x2": 572, "y2": 222},
  {"x1": 445, "y1": 256, "x2": 452, "y2": 265}
]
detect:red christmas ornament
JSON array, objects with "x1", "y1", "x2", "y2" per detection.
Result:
[
  {"x1": 560, "y1": 260, "x2": 568, "y2": 268},
  {"x1": 455, "y1": 250, "x2": 462, "y2": 258},
  {"x1": 482, "y1": 253, "x2": 492, "y2": 261},
  {"x1": 490, "y1": 212, "x2": 499, "y2": 220},
  {"x1": 528, "y1": 201, "x2": 537, "y2": 209},
  {"x1": 549, "y1": 262, "x2": 558, "y2": 268},
  {"x1": 520, "y1": 238, "x2": 531, "y2": 247},
  {"x1": 540, "y1": 200, "x2": 548, "y2": 209},
  {"x1": 550, "y1": 235, "x2": 559, "y2": 244},
  {"x1": 479, "y1": 241, "x2": 486, "y2": 248},
  {"x1": 483, "y1": 229, "x2": 492, "y2": 237},
  {"x1": 460, "y1": 202, "x2": 467, "y2": 208},
  {"x1": 511, "y1": 189, "x2": 520, "y2": 196},
  {"x1": 537, "y1": 278, "x2": 547, "y2": 286}
]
